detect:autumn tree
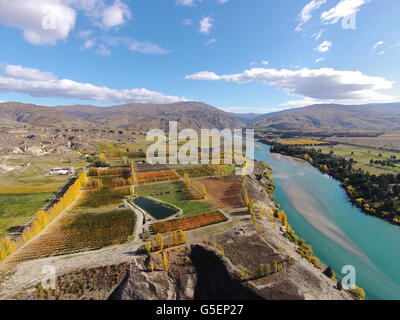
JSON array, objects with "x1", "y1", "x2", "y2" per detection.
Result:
[
  {"x1": 0, "y1": 237, "x2": 17, "y2": 260},
  {"x1": 162, "y1": 252, "x2": 168, "y2": 271},
  {"x1": 156, "y1": 233, "x2": 164, "y2": 251},
  {"x1": 178, "y1": 230, "x2": 187, "y2": 245},
  {"x1": 130, "y1": 186, "x2": 134, "y2": 198},
  {"x1": 279, "y1": 210, "x2": 288, "y2": 229},
  {"x1": 202, "y1": 185, "x2": 207, "y2": 200}
]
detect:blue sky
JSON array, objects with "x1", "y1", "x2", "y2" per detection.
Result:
[{"x1": 0, "y1": 0, "x2": 399, "y2": 113}]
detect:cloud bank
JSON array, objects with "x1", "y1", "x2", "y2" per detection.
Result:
[
  {"x1": 186, "y1": 67, "x2": 394, "y2": 101},
  {"x1": 0, "y1": 65, "x2": 186, "y2": 104}
]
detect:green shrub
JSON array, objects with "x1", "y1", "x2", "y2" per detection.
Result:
[{"x1": 350, "y1": 286, "x2": 366, "y2": 300}]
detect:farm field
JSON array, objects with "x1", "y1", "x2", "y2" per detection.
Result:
[
  {"x1": 0, "y1": 160, "x2": 83, "y2": 238},
  {"x1": 150, "y1": 211, "x2": 227, "y2": 234},
  {"x1": 196, "y1": 177, "x2": 245, "y2": 209},
  {"x1": 0, "y1": 167, "x2": 73, "y2": 194},
  {"x1": 176, "y1": 166, "x2": 215, "y2": 178},
  {"x1": 0, "y1": 192, "x2": 53, "y2": 237},
  {"x1": 136, "y1": 180, "x2": 212, "y2": 217},
  {"x1": 136, "y1": 170, "x2": 179, "y2": 184},
  {"x1": 95, "y1": 141, "x2": 145, "y2": 154},
  {"x1": 280, "y1": 139, "x2": 328, "y2": 145},
  {"x1": 7, "y1": 207, "x2": 136, "y2": 264},
  {"x1": 324, "y1": 133, "x2": 400, "y2": 152},
  {"x1": 309, "y1": 144, "x2": 400, "y2": 175},
  {"x1": 4, "y1": 164, "x2": 136, "y2": 264},
  {"x1": 77, "y1": 174, "x2": 130, "y2": 208}
]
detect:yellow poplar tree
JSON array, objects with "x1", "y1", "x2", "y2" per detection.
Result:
[
  {"x1": 178, "y1": 230, "x2": 187, "y2": 245},
  {"x1": 130, "y1": 186, "x2": 134, "y2": 198},
  {"x1": 36, "y1": 210, "x2": 49, "y2": 229},
  {"x1": 162, "y1": 252, "x2": 168, "y2": 271},
  {"x1": 156, "y1": 233, "x2": 164, "y2": 251}
]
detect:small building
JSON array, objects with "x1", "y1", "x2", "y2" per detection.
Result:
[{"x1": 49, "y1": 167, "x2": 74, "y2": 176}]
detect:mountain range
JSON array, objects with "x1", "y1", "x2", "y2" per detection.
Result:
[{"x1": 1, "y1": 101, "x2": 400, "y2": 132}]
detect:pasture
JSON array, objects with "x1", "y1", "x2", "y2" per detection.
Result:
[
  {"x1": 311, "y1": 144, "x2": 400, "y2": 175},
  {"x1": 0, "y1": 193, "x2": 53, "y2": 237},
  {"x1": 0, "y1": 161, "x2": 81, "y2": 238}
]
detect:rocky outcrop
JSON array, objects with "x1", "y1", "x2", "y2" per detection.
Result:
[{"x1": 109, "y1": 245, "x2": 263, "y2": 300}]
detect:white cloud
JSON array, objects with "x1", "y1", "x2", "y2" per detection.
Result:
[
  {"x1": 78, "y1": 29, "x2": 93, "y2": 39},
  {"x1": 261, "y1": 60, "x2": 269, "y2": 66},
  {"x1": 182, "y1": 18, "x2": 193, "y2": 26},
  {"x1": 185, "y1": 67, "x2": 394, "y2": 101},
  {"x1": 95, "y1": 44, "x2": 111, "y2": 56},
  {"x1": 315, "y1": 40, "x2": 332, "y2": 53},
  {"x1": 205, "y1": 38, "x2": 217, "y2": 46},
  {"x1": 295, "y1": 0, "x2": 327, "y2": 31},
  {"x1": 177, "y1": 0, "x2": 228, "y2": 5},
  {"x1": 379, "y1": 51, "x2": 385, "y2": 56},
  {"x1": 313, "y1": 29, "x2": 325, "y2": 40},
  {"x1": 372, "y1": 41, "x2": 384, "y2": 50},
  {"x1": 199, "y1": 17, "x2": 213, "y2": 34},
  {"x1": 67, "y1": 0, "x2": 131, "y2": 29},
  {"x1": 101, "y1": 0, "x2": 131, "y2": 29},
  {"x1": 0, "y1": 0, "x2": 76, "y2": 45},
  {"x1": 82, "y1": 39, "x2": 95, "y2": 49},
  {"x1": 279, "y1": 98, "x2": 322, "y2": 108},
  {"x1": 321, "y1": 0, "x2": 368, "y2": 24},
  {"x1": 103, "y1": 36, "x2": 170, "y2": 55},
  {"x1": 0, "y1": 0, "x2": 132, "y2": 45},
  {"x1": 390, "y1": 42, "x2": 400, "y2": 49},
  {"x1": 315, "y1": 57, "x2": 325, "y2": 63},
  {"x1": 176, "y1": 0, "x2": 194, "y2": 6},
  {"x1": 0, "y1": 64, "x2": 187, "y2": 104},
  {"x1": 186, "y1": 71, "x2": 221, "y2": 81},
  {"x1": 4, "y1": 65, "x2": 57, "y2": 81}
]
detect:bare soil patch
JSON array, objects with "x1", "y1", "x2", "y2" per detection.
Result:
[{"x1": 197, "y1": 177, "x2": 245, "y2": 209}]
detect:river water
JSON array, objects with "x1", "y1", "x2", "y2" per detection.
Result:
[{"x1": 254, "y1": 142, "x2": 400, "y2": 300}]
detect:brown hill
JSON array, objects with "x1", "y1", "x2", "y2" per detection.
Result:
[
  {"x1": 251, "y1": 103, "x2": 400, "y2": 131},
  {"x1": 0, "y1": 101, "x2": 245, "y2": 131},
  {"x1": 0, "y1": 102, "x2": 93, "y2": 129},
  {"x1": 56, "y1": 101, "x2": 245, "y2": 131}
]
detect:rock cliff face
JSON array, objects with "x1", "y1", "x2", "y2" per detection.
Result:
[{"x1": 110, "y1": 245, "x2": 264, "y2": 300}]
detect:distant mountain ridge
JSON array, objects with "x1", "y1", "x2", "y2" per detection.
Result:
[
  {"x1": 251, "y1": 103, "x2": 400, "y2": 131},
  {"x1": 0, "y1": 101, "x2": 245, "y2": 131},
  {"x1": 1, "y1": 101, "x2": 400, "y2": 132}
]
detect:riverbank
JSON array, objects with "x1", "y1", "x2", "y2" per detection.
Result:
[{"x1": 263, "y1": 141, "x2": 400, "y2": 227}]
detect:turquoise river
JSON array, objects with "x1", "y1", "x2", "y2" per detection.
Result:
[{"x1": 254, "y1": 141, "x2": 400, "y2": 300}]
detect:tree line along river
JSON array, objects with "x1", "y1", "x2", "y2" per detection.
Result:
[{"x1": 254, "y1": 141, "x2": 400, "y2": 300}]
